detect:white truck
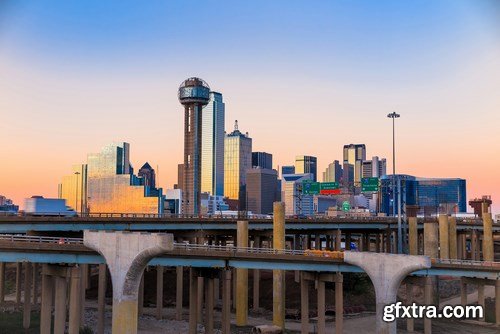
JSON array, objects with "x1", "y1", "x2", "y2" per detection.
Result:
[{"x1": 24, "y1": 196, "x2": 77, "y2": 217}]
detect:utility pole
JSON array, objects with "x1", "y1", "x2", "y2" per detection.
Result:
[{"x1": 387, "y1": 112, "x2": 402, "y2": 253}]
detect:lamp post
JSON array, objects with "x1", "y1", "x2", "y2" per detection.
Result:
[
  {"x1": 74, "y1": 171, "x2": 80, "y2": 215},
  {"x1": 387, "y1": 112, "x2": 401, "y2": 253}
]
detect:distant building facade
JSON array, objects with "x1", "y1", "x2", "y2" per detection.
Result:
[
  {"x1": 281, "y1": 165, "x2": 295, "y2": 176},
  {"x1": 343, "y1": 144, "x2": 366, "y2": 186},
  {"x1": 224, "y1": 121, "x2": 252, "y2": 201},
  {"x1": 362, "y1": 156, "x2": 387, "y2": 178},
  {"x1": 201, "y1": 91, "x2": 225, "y2": 196},
  {"x1": 138, "y1": 162, "x2": 156, "y2": 189},
  {"x1": 323, "y1": 160, "x2": 342, "y2": 183},
  {"x1": 282, "y1": 173, "x2": 314, "y2": 216},
  {"x1": 58, "y1": 164, "x2": 88, "y2": 213},
  {"x1": 295, "y1": 155, "x2": 318, "y2": 182},
  {"x1": 246, "y1": 168, "x2": 279, "y2": 214},
  {"x1": 252, "y1": 152, "x2": 273, "y2": 170}
]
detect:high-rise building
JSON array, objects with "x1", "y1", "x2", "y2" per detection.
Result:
[
  {"x1": 379, "y1": 175, "x2": 467, "y2": 216},
  {"x1": 246, "y1": 168, "x2": 279, "y2": 214},
  {"x1": 282, "y1": 173, "x2": 314, "y2": 216},
  {"x1": 343, "y1": 144, "x2": 366, "y2": 185},
  {"x1": 176, "y1": 164, "x2": 184, "y2": 190},
  {"x1": 178, "y1": 77, "x2": 211, "y2": 215},
  {"x1": 361, "y1": 156, "x2": 387, "y2": 178},
  {"x1": 252, "y1": 152, "x2": 273, "y2": 170},
  {"x1": 323, "y1": 160, "x2": 342, "y2": 182},
  {"x1": 224, "y1": 120, "x2": 252, "y2": 201},
  {"x1": 281, "y1": 165, "x2": 295, "y2": 176},
  {"x1": 0, "y1": 195, "x2": 18, "y2": 213},
  {"x1": 295, "y1": 155, "x2": 317, "y2": 181},
  {"x1": 58, "y1": 164, "x2": 88, "y2": 213},
  {"x1": 341, "y1": 163, "x2": 354, "y2": 188},
  {"x1": 138, "y1": 162, "x2": 156, "y2": 189},
  {"x1": 201, "y1": 91, "x2": 225, "y2": 196},
  {"x1": 83, "y1": 142, "x2": 164, "y2": 214}
]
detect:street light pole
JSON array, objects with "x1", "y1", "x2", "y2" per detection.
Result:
[{"x1": 387, "y1": 112, "x2": 401, "y2": 253}]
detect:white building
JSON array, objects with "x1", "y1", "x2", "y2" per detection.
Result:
[{"x1": 282, "y1": 173, "x2": 314, "y2": 216}]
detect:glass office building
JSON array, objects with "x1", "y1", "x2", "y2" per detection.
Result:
[
  {"x1": 380, "y1": 174, "x2": 466, "y2": 216},
  {"x1": 343, "y1": 144, "x2": 366, "y2": 186},
  {"x1": 224, "y1": 121, "x2": 252, "y2": 200},
  {"x1": 58, "y1": 164, "x2": 88, "y2": 213},
  {"x1": 252, "y1": 152, "x2": 273, "y2": 169},
  {"x1": 295, "y1": 155, "x2": 318, "y2": 181},
  {"x1": 201, "y1": 92, "x2": 225, "y2": 196},
  {"x1": 86, "y1": 142, "x2": 163, "y2": 214}
]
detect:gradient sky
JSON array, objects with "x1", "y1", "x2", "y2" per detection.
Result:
[{"x1": 1, "y1": 0, "x2": 499, "y2": 213}]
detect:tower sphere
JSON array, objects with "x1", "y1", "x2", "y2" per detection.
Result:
[{"x1": 178, "y1": 77, "x2": 210, "y2": 105}]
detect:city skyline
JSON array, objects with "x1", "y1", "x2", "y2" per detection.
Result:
[{"x1": 1, "y1": 1, "x2": 499, "y2": 212}]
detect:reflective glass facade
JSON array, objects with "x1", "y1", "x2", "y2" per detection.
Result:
[
  {"x1": 201, "y1": 92, "x2": 225, "y2": 196},
  {"x1": 224, "y1": 126, "x2": 252, "y2": 200},
  {"x1": 58, "y1": 164, "x2": 88, "y2": 213},
  {"x1": 86, "y1": 142, "x2": 163, "y2": 214},
  {"x1": 295, "y1": 155, "x2": 318, "y2": 181}
]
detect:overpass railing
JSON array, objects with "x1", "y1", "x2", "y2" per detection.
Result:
[{"x1": 0, "y1": 234, "x2": 83, "y2": 245}]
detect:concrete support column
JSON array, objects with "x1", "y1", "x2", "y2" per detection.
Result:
[
  {"x1": 189, "y1": 269, "x2": 198, "y2": 334},
  {"x1": 424, "y1": 276, "x2": 432, "y2": 334},
  {"x1": 84, "y1": 231, "x2": 173, "y2": 334},
  {"x1": 80, "y1": 264, "x2": 86, "y2": 321},
  {"x1": 40, "y1": 266, "x2": 54, "y2": 334},
  {"x1": 335, "y1": 229, "x2": 342, "y2": 251},
  {"x1": 236, "y1": 220, "x2": 249, "y2": 326},
  {"x1": 317, "y1": 279, "x2": 326, "y2": 334},
  {"x1": 0, "y1": 262, "x2": 5, "y2": 304},
  {"x1": 471, "y1": 230, "x2": 478, "y2": 261},
  {"x1": 478, "y1": 284, "x2": 485, "y2": 321},
  {"x1": 221, "y1": 269, "x2": 231, "y2": 334},
  {"x1": 16, "y1": 262, "x2": 22, "y2": 306},
  {"x1": 460, "y1": 278, "x2": 467, "y2": 306},
  {"x1": 23, "y1": 262, "x2": 33, "y2": 331},
  {"x1": 300, "y1": 273, "x2": 309, "y2": 334},
  {"x1": 335, "y1": 273, "x2": 343, "y2": 334},
  {"x1": 97, "y1": 263, "x2": 107, "y2": 334},
  {"x1": 273, "y1": 202, "x2": 286, "y2": 329},
  {"x1": 197, "y1": 277, "x2": 204, "y2": 323},
  {"x1": 408, "y1": 217, "x2": 418, "y2": 255},
  {"x1": 438, "y1": 214, "x2": 449, "y2": 259},
  {"x1": 176, "y1": 266, "x2": 183, "y2": 320},
  {"x1": 138, "y1": 273, "x2": 144, "y2": 317},
  {"x1": 406, "y1": 283, "x2": 414, "y2": 332},
  {"x1": 253, "y1": 236, "x2": 261, "y2": 311},
  {"x1": 205, "y1": 277, "x2": 215, "y2": 334},
  {"x1": 344, "y1": 252, "x2": 430, "y2": 334},
  {"x1": 54, "y1": 275, "x2": 68, "y2": 334},
  {"x1": 385, "y1": 229, "x2": 392, "y2": 253},
  {"x1": 32, "y1": 263, "x2": 39, "y2": 305},
  {"x1": 315, "y1": 235, "x2": 321, "y2": 250},
  {"x1": 156, "y1": 265, "x2": 163, "y2": 320},
  {"x1": 69, "y1": 267, "x2": 82, "y2": 334},
  {"x1": 482, "y1": 213, "x2": 494, "y2": 261},
  {"x1": 346, "y1": 233, "x2": 351, "y2": 251},
  {"x1": 448, "y1": 216, "x2": 457, "y2": 259},
  {"x1": 495, "y1": 279, "x2": 500, "y2": 325},
  {"x1": 424, "y1": 220, "x2": 439, "y2": 259}
]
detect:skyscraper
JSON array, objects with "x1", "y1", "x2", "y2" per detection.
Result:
[
  {"x1": 281, "y1": 165, "x2": 295, "y2": 176},
  {"x1": 361, "y1": 156, "x2": 387, "y2": 178},
  {"x1": 201, "y1": 91, "x2": 225, "y2": 196},
  {"x1": 323, "y1": 160, "x2": 342, "y2": 182},
  {"x1": 343, "y1": 144, "x2": 366, "y2": 185},
  {"x1": 224, "y1": 120, "x2": 252, "y2": 201},
  {"x1": 138, "y1": 162, "x2": 156, "y2": 189},
  {"x1": 176, "y1": 164, "x2": 184, "y2": 190},
  {"x1": 252, "y1": 152, "x2": 273, "y2": 169},
  {"x1": 246, "y1": 168, "x2": 279, "y2": 214},
  {"x1": 178, "y1": 77, "x2": 211, "y2": 215},
  {"x1": 86, "y1": 142, "x2": 163, "y2": 213},
  {"x1": 295, "y1": 155, "x2": 317, "y2": 181},
  {"x1": 59, "y1": 164, "x2": 88, "y2": 213}
]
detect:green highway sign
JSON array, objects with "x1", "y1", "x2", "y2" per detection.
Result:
[
  {"x1": 320, "y1": 182, "x2": 340, "y2": 195},
  {"x1": 361, "y1": 177, "x2": 379, "y2": 193},
  {"x1": 302, "y1": 181, "x2": 320, "y2": 195}
]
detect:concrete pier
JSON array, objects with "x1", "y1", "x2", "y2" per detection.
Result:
[
  {"x1": 23, "y1": 262, "x2": 32, "y2": 331},
  {"x1": 438, "y1": 214, "x2": 449, "y2": 259},
  {"x1": 40, "y1": 265, "x2": 54, "y2": 334},
  {"x1": 69, "y1": 267, "x2": 82, "y2": 334},
  {"x1": 189, "y1": 269, "x2": 198, "y2": 334},
  {"x1": 98, "y1": 263, "x2": 107, "y2": 334},
  {"x1": 344, "y1": 252, "x2": 431, "y2": 334},
  {"x1": 205, "y1": 277, "x2": 215, "y2": 334},
  {"x1": 424, "y1": 276, "x2": 432, "y2": 334},
  {"x1": 156, "y1": 265, "x2": 163, "y2": 320},
  {"x1": 0, "y1": 262, "x2": 4, "y2": 304},
  {"x1": 424, "y1": 220, "x2": 439, "y2": 258},
  {"x1": 496, "y1": 279, "x2": 500, "y2": 325},
  {"x1": 176, "y1": 266, "x2": 183, "y2": 320},
  {"x1": 408, "y1": 217, "x2": 418, "y2": 255},
  {"x1": 236, "y1": 220, "x2": 249, "y2": 326},
  {"x1": 54, "y1": 275, "x2": 68, "y2": 334},
  {"x1": 221, "y1": 269, "x2": 231, "y2": 334},
  {"x1": 84, "y1": 230, "x2": 173, "y2": 334},
  {"x1": 253, "y1": 236, "x2": 261, "y2": 311},
  {"x1": 300, "y1": 273, "x2": 309, "y2": 334},
  {"x1": 482, "y1": 213, "x2": 494, "y2": 261},
  {"x1": 448, "y1": 216, "x2": 457, "y2": 259},
  {"x1": 273, "y1": 202, "x2": 286, "y2": 329},
  {"x1": 16, "y1": 262, "x2": 22, "y2": 306},
  {"x1": 335, "y1": 273, "x2": 343, "y2": 334},
  {"x1": 317, "y1": 279, "x2": 326, "y2": 334}
]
